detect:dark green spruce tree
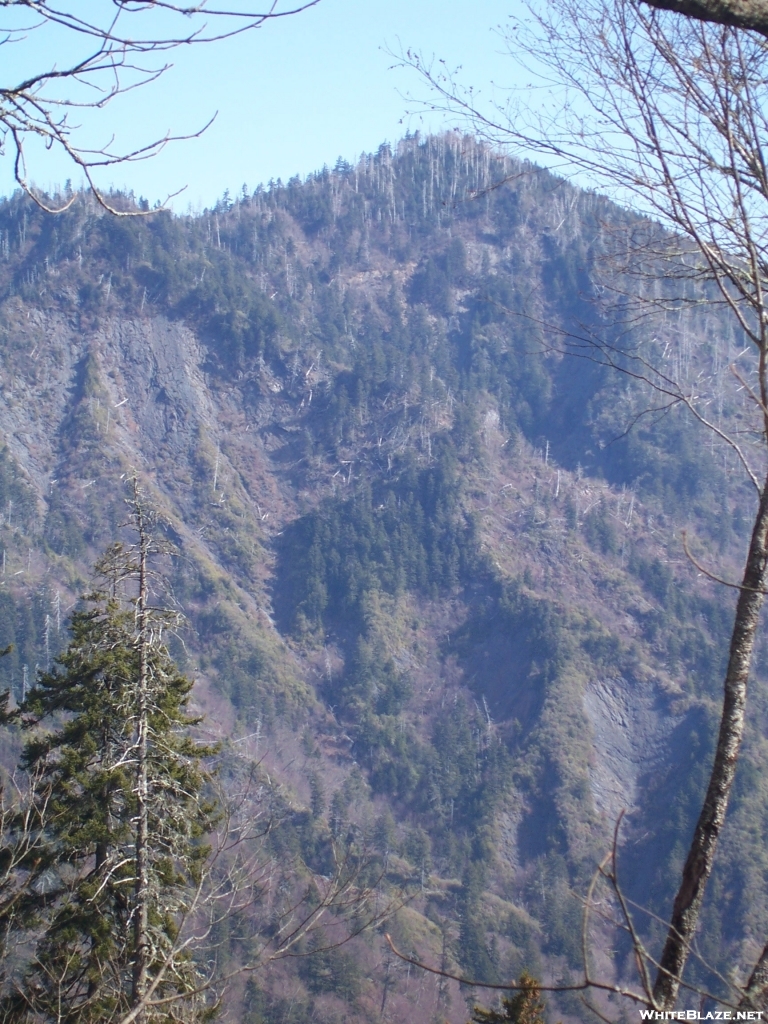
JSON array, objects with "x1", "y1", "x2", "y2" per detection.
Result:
[{"x1": 0, "y1": 503, "x2": 218, "y2": 1023}]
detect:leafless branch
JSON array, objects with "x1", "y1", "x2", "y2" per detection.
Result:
[{"x1": 0, "y1": 1, "x2": 321, "y2": 213}]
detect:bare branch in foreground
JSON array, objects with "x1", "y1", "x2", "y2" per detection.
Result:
[
  {"x1": 0, "y1": 1, "x2": 321, "y2": 213},
  {"x1": 640, "y1": 0, "x2": 768, "y2": 38}
]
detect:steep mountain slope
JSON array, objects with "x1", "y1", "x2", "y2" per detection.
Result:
[{"x1": 0, "y1": 133, "x2": 764, "y2": 1022}]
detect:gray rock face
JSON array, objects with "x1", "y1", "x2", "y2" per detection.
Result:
[
  {"x1": 584, "y1": 675, "x2": 679, "y2": 825},
  {"x1": 97, "y1": 317, "x2": 214, "y2": 458}
]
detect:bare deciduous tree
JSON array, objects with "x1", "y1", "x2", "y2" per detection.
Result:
[
  {"x1": 0, "y1": 1, "x2": 320, "y2": 214},
  {"x1": 398, "y1": 0, "x2": 768, "y2": 1012}
]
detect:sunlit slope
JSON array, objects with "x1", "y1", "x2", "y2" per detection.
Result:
[{"x1": 0, "y1": 134, "x2": 762, "y2": 1021}]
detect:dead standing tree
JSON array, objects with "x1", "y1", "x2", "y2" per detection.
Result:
[
  {"x1": 0, "y1": 1, "x2": 320, "y2": 214},
  {"x1": 399, "y1": 1, "x2": 768, "y2": 1013}
]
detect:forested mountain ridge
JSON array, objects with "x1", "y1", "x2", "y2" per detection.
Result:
[{"x1": 0, "y1": 132, "x2": 763, "y2": 1022}]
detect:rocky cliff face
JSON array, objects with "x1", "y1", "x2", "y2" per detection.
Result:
[{"x1": 0, "y1": 134, "x2": 763, "y2": 1021}]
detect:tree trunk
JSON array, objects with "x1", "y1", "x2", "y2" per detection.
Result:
[
  {"x1": 653, "y1": 473, "x2": 768, "y2": 1008},
  {"x1": 131, "y1": 515, "x2": 150, "y2": 1023},
  {"x1": 640, "y1": 0, "x2": 768, "y2": 38},
  {"x1": 740, "y1": 942, "x2": 768, "y2": 1010}
]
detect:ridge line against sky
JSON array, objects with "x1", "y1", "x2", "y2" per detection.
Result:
[{"x1": 0, "y1": 1, "x2": 521, "y2": 212}]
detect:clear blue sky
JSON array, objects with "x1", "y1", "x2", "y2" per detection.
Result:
[{"x1": 0, "y1": 0, "x2": 519, "y2": 210}]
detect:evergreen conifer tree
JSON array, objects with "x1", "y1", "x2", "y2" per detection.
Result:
[{"x1": 0, "y1": 498, "x2": 218, "y2": 1023}]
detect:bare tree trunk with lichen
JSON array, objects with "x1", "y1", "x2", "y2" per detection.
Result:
[
  {"x1": 654, "y1": 477, "x2": 768, "y2": 1007},
  {"x1": 640, "y1": 0, "x2": 768, "y2": 37}
]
